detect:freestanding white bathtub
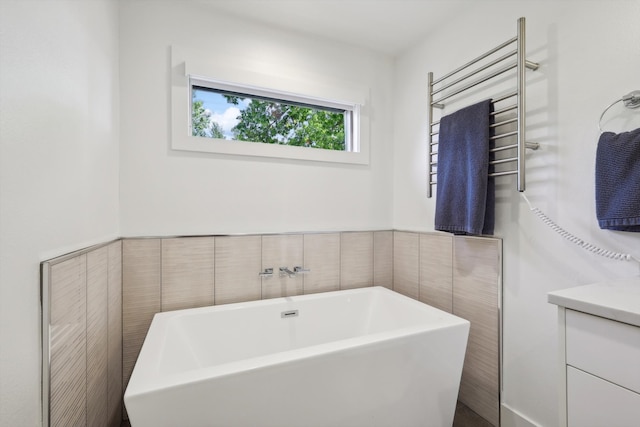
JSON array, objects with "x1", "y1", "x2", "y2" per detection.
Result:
[{"x1": 124, "y1": 286, "x2": 470, "y2": 427}]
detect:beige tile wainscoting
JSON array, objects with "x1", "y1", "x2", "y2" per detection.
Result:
[
  {"x1": 42, "y1": 241, "x2": 123, "y2": 427},
  {"x1": 41, "y1": 230, "x2": 501, "y2": 426},
  {"x1": 394, "y1": 232, "x2": 502, "y2": 426}
]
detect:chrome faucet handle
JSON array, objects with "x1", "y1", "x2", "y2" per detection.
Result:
[
  {"x1": 259, "y1": 268, "x2": 273, "y2": 278},
  {"x1": 293, "y1": 266, "x2": 310, "y2": 274},
  {"x1": 279, "y1": 267, "x2": 296, "y2": 278}
]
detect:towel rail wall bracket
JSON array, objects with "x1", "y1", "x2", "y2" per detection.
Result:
[{"x1": 427, "y1": 17, "x2": 539, "y2": 198}]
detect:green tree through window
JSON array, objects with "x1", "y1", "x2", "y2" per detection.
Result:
[
  {"x1": 192, "y1": 88, "x2": 346, "y2": 151},
  {"x1": 191, "y1": 96, "x2": 225, "y2": 139}
]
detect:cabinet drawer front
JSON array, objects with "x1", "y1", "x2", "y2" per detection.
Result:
[
  {"x1": 567, "y1": 367, "x2": 640, "y2": 427},
  {"x1": 566, "y1": 309, "x2": 640, "y2": 393}
]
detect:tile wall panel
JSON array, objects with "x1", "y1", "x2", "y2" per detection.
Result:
[
  {"x1": 340, "y1": 232, "x2": 374, "y2": 289},
  {"x1": 393, "y1": 231, "x2": 419, "y2": 299},
  {"x1": 49, "y1": 255, "x2": 87, "y2": 427},
  {"x1": 261, "y1": 234, "x2": 304, "y2": 298},
  {"x1": 303, "y1": 233, "x2": 340, "y2": 294},
  {"x1": 373, "y1": 231, "x2": 393, "y2": 289},
  {"x1": 161, "y1": 237, "x2": 214, "y2": 311},
  {"x1": 107, "y1": 241, "x2": 122, "y2": 427},
  {"x1": 43, "y1": 231, "x2": 503, "y2": 426},
  {"x1": 419, "y1": 233, "x2": 453, "y2": 313},
  {"x1": 214, "y1": 235, "x2": 262, "y2": 304},
  {"x1": 122, "y1": 239, "x2": 161, "y2": 400},
  {"x1": 453, "y1": 236, "x2": 502, "y2": 427},
  {"x1": 86, "y1": 247, "x2": 109, "y2": 427}
]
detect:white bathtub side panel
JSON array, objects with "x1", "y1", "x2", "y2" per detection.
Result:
[{"x1": 125, "y1": 324, "x2": 469, "y2": 427}]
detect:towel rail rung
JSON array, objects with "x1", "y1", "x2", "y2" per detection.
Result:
[
  {"x1": 490, "y1": 130, "x2": 518, "y2": 140},
  {"x1": 492, "y1": 104, "x2": 517, "y2": 116},
  {"x1": 489, "y1": 169, "x2": 518, "y2": 177},
  {"x1": 430, "y1": 141, "x2": 535, "y2": 166},
  {"x1": 490, "y1": 157, "x2": 517, "y2": 166},
  {"x1": 490, "y1": 144, "x2": 518, "y2": 153},
  {"x1": 432, "y1": 62, "x2": 517, "y2": 106},
  {"x1": 492, "y1": 92, "x2": 517, "y2": 105},
  {"x1": 431, "y1": 127, "x2": 519, "y2": 139},
  {"x1": 491, "y1": 117, "x2": 517, "y2": 128},
  {"x1": 431, "y1": 157, "x2": 522, "y2": 168},
  {"x1": 431, "y1": 50, "x2": 517, "y2": 96},
  {"x1": 431, "y1": 128, "x2": 519, "y2": 139},
  {"x1": 430, "y1": 99, "x2": 516, "y2": 129},
  {"x1": 431, "y1": 37, "x2": 517, "y2": 85}
]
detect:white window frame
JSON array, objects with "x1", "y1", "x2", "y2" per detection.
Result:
[
  {"x1": 171, "y1": 46, "x2": 370, "y2": 165},
  {"x1": 190, "y1": 77, "x2": 360, "y2": 151}
]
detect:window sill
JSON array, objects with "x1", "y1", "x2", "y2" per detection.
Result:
[{"x1": 172, "y1": 135, "x2": 369, "y2": 165}]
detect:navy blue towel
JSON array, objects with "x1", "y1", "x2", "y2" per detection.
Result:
[
  {"x1": 596, "y1": 128, "x2": 640, "y2": 231},
  {"x1": 435, "y1": 99, "x2": 494, "y2": 235}
]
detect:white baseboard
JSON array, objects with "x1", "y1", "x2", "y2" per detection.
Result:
[{"x1": 501, "y1": 403, "x2": 540, "y2": 427}]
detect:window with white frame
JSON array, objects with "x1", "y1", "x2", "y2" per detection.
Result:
[
  {"x1": 170, "y1": 46, "x2": 369, "y2": 165},
  {"x1": 191, "y1": 78, "x2": 359, "y2": 153}
]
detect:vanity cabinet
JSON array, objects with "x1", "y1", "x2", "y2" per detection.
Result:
[
  {"x1": 548, "y1": 278, "x2": 640, "y2": 427},
  {"x1": 564, "y1": 309, "x2": 640, "y2": 426}
]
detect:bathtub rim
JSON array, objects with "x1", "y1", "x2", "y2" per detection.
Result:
[{"x1": 125, "y1": 286, "x2": 470, "y2": 398}]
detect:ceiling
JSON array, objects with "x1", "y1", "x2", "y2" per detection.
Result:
[{"x1": 195, "y1": 0, "x2": 476, "y2": 56}]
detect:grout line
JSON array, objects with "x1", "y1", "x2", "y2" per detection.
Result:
[
  {"x1": 339, "y1": 232, "x2": 343, "y2": 291},
  {"x1": 120, "y1": 241, "x2": 126, "y2": 422},
  {"x1": 211, "y1": 237, "x2": 215, "y2": 306},
  {"x1": 371, "y1": 232, "x2": 374, "y2": 289},
  {"x1": 338, "y1": 233, "x2": 342, "y2": 292},
  {"x1": 84, "y1": 254, "x2": 88, "y2": 427},
  {"x1": 302, "y1": 234, "x2": 306, "y2": 295},
  {"x1": 159, "y1": 239, "x2": 163, "y2": 312},
  {"x1": 391, "y1": 231, "x2": 395, "y2": 291},
  {"x1": 417, "y1": 232, "x2": 421, "y2": 301},
  {"x1": 106, "y1": 245, "x2": 111, "y2": 425},
  {"x1": 452, "y1": 236, "x2": 456, "y2": 314},
  {"x1": 260, "y1": 236, "x2": 264, "y2": 300}
]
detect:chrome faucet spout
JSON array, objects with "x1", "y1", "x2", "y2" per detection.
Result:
[{"x1": 279, "y1": 267, "x2": 296, "y2": 278}]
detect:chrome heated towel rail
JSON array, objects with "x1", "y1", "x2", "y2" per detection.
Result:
[{"x1": 427, "y1": 17, "x2": 539, "y2": 198}]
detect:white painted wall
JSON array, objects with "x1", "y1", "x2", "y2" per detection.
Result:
[
  {"x1": 118, "y1": 1, "x2": 395, "y2": 237},
  {"x1": 4, "y1": 0, "x2": 640, "y2": 425},
  {"x1": 393, "y1": 2, "x2": 640, "y2": 426},
  {"x1": 0, "y1": 1, "x2": 120, "y2": 424}
]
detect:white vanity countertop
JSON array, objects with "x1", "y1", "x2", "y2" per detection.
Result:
[{"x1": 548, "y1": 276, "x2": 640, "y2": 327}]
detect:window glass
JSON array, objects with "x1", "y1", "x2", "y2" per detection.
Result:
[{"x1": 190, "y1": 80, "x2": 356, "y2": 152}]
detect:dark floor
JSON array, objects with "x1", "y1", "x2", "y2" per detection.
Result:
[
  {"x1": 122, "y1": 400, "x2": 491, "y2": 427},
  {"x1": 453, "y1": 401, "x2": 494, "y2": 427}
]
